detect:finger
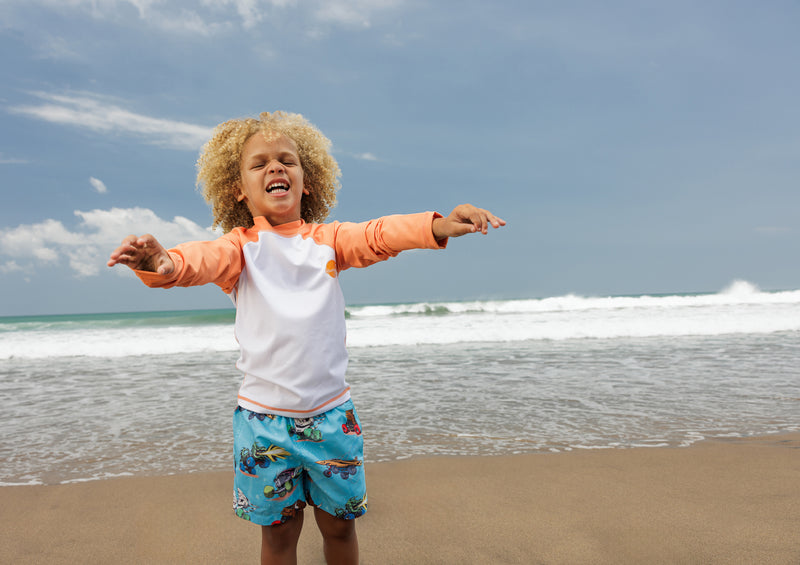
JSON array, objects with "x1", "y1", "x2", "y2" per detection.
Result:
[
  {"x1": 137, "y1": 234, "x2": 156, "y2": 249},
  {"x1": 108, "y1": 247, "x2": 132, "y2": 265},
  {"x1": 129, "y1": 235, "x2": 158, "y2": 256},
  {"x1": 107, "y1": 251, "x2": 131, "y2": 267},
  {"x1": 475, "y1": 210, "x2": 505, "y2": 231},
  {"x1": 121, "y1": 235, "x2": 140, "y2": 253},
  {"x1": 470, "y1": 211, "x2": 489, "y2": 234},
  {"x1": 156, "y1": 263, "x2": 173, "y2": 275},
  {"x1": 440, "y1": 220, "x2": 473, "y2": 238},
  {"x1": 487, "y1": 213, "x2": 506, "y2": 229},
  {"x1": 456, "y1": 223, "x2": 478, "y2": 237},
  {"x1": 109, "y1": 235, "x2": 151, "y2": 268},
  {"x1": 120, "y1": 244, "x2": 140, "y2": 260},
  {"x1": 110, "y1": 235, "x2": 139, "y2": 257}
]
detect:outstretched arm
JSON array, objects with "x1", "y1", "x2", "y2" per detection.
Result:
[
  {"x1": 432, "y1": 204, "x2": 506, "y2": 239},
  {"x1": 107, "y1": 234, "x2": 175, "y2": 275}
]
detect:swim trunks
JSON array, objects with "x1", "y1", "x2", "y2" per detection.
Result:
[{"x1": 232, "y1": 399, "x2": 368, "y2": 526}]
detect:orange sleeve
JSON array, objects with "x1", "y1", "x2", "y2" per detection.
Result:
[
  {"x1": 332, "y1": 212, "x2": 447, "y2": 271},
  {"x1": 133, "y1": 232, "x2": 244, "y2": 294}
]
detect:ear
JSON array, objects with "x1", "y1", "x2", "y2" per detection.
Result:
[
  {"x1": 302, "y1": 187, "x2": 310, "y2": 195},
  {"x1": 234, "y1": 183, "x2": 246, "y2": 202}
]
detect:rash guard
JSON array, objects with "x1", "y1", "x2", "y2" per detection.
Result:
[{"x1": 135, "y1": 212, "x2": 446, "y2": 417}]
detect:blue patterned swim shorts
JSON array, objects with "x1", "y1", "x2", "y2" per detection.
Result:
[{"x1": 232, "y1": 399, "x2": 368, "y2": 526}]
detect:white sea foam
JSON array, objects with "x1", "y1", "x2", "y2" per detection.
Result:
[
  {"x1": 0, "y1": 479, "x2": 45, "y2": 487},
  {"x1": 0, "y1": 323, "x2": 239, "y2": 360},
  {"x1": 1, "y1": 281, "x2": 799, "y2": 359},
  {"x1": 345, "y1": 283, "x2": 800, "y2": 347},
  {"x1": 60, "y1": 472, "x2": 135, "y2": 484}
]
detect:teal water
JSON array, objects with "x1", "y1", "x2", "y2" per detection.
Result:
[{"x1": 0, "y1": 308, "x2": 235, "y2": 331}]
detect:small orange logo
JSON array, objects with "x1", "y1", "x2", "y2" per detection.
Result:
[{"x1": 325, "y1": 260, "x2": 337, "y2": 278}]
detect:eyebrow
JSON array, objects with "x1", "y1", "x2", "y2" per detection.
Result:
[{"x1": 245, "y1": 150, "x2": 298, "y2": 162}]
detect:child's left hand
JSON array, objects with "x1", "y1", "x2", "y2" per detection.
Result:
[{"x1": 432, "y1": 204, "x2": 506, "y2": 239}]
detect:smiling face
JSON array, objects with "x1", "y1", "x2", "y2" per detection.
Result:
[{"x1": 236, "y1": 131, "x2": 308, "y2": 226}]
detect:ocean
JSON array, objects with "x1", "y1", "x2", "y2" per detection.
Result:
[{"x1": 1, "y1": 280, "x2": 798, "y2": 486}]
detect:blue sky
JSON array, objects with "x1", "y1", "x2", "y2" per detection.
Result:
[{"x1": 1, "y1": 0, "x2": 798, "y2": 316}]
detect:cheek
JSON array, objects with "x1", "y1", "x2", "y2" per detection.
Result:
[
  {"x1": 297, "y1": 170, "x2": 308, "y2": 194},
  {"x1": 239, "y1": 174, "x2": 260, "y2": 197}
]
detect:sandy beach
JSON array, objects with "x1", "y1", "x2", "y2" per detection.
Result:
[{"x1": 2, "y1": 434, "x2": 798, "y2": 564}]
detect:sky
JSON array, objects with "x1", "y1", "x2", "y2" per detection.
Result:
[{"x1": 1, "y1": 0, "x2": 798, "y2": 316}]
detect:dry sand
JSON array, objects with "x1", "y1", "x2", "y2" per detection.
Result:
[{"x1": 2, "y1": 434, "x2": 798, "y2": 564}]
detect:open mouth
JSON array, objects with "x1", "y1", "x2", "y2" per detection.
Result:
[{"x1": 266, "y1": 182, "x2": 289, "y2": 194}]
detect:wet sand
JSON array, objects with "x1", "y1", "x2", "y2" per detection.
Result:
[{"x1": 1, "y1": 434, "x2": 798, "y2": 564}]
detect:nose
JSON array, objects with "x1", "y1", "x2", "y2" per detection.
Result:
[{"x1": 267, "y1": 160, "x2": 285, "y2": 174}]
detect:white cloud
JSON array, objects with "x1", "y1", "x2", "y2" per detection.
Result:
[
  {"x1": 354, "y1": 152, "x2": 379, "y2": 161},
  {"x1": 35, "y1": 35, "x2": 82, "y2": 61},
  {"x1": 314, "y1": 2, "x2": 372, "y2": 28},
  {"x1": 0, "y1": 154, "x2": 29, "y2": 165},
  {"x1": 6, "y1": 0, "x2": 402, "y2": 35},
  {"x1": 209, "y1": 0, "x2": 294, "y2": 30},
  {"x1": 9, "y1": 92, "x2": 213, "y2": 150},
  {"x1": 0, "y1": 207, "x2": 217, "y2": 277},
  {"x1": 334, "y1": 148, "x2": 382, "y2": 162},
  {"x1": 310, "y1": 0, "x2": 398, "y2": 28},
  {"x1": 754, "y1": 226, "x2": 792, "y2": 236},
  {"x1": 89, "y1": 177, "x2": 108, "y2": 194},
  {"x1": 0, "y1": 261, "x2": 24, "y2": 274}
]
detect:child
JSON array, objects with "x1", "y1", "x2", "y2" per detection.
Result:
[{"x1": 107, "y1": 111, "x2": 505, "y2": 565}]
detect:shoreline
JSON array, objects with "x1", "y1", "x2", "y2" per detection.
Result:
[{"x1": 2, "y1": 434, "x2": 799, "y2": 564}]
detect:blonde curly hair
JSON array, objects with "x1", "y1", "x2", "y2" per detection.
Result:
[{"x1": 196, "y1": 111, "x2": 340, "y2": 233}]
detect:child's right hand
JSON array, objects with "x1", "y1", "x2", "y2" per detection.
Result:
[{"x1": 107, "y1": 234, "x2": 175, "y2": 275}]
